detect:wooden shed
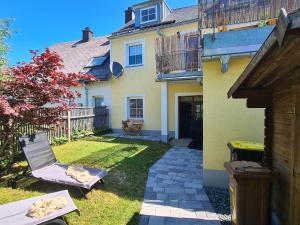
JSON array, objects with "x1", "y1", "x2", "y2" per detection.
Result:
[{"x1": 228, "y1": 8, "x2": 300, "y2": 225}]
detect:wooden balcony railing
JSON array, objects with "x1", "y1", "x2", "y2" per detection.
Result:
[
  {"x1": 155, "y1": 50, "x2": 200, "y2": 74},
  {"x1": 199, "y1": 0, "x2": 300, "y2": 27},
  {"x1": 155, "y1": 32, "x2": 201, "y2": 75}
]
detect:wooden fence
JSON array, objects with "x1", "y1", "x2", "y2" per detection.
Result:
[
  {"x1": 0, "y1": 107, "x2": 109, "y2": 162},
  {"x1": 44, "y1": 107, "x2": 109, "y2": 140}
]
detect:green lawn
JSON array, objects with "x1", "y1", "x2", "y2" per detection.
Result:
[{"x1": 0, "y1": 136, "x2": 170, "y2": 225}]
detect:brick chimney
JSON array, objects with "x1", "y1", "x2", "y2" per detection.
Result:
[
  {"x1": 124, "y1": 7, "x2": 134, "y2": 24},
  {"x1": 82, "y1": 27, "x2": 93, "y2": 42}
]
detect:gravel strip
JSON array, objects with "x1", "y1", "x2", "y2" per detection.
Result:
[{"x1": 204, "y1": 187, "x2": 231, "y2": 225}]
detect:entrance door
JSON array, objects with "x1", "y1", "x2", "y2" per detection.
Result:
[
  {"x1": 293, "y1": 92, "x2": 300, "y2": 225},
  {"x1": 178, "y1": 95, "x2": 203, "y2": 149}
]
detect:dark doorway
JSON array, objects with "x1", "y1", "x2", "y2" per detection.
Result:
[{"x1": 178, "y1": 95, "x2": 203, "y2": 149}]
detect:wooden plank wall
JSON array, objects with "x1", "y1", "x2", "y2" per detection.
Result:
[
  {"x1": 293, "y1": 92, "x2": 300, "y2": 225},
  {"x1": 270, "y1": 78, "x2": 298, "y2": 225}
]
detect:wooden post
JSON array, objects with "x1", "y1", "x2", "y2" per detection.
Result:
[
  {"x1": 67, "y1": 110, "x2": 71, "y2": 142},
  {"x1": 264, "y1": 103, "x2": 273, "y2": 166}
]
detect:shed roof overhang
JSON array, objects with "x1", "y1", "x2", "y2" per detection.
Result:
[{"x1": 228, "y1": 8, "x2": 300, "y2": 107}]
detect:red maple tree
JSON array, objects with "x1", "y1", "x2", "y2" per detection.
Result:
[{"x1": 0, "y1": 49, "x2": 95, "y2": 162}]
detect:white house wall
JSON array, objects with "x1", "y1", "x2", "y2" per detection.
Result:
[{"x1": 71, "y1": 81, "x2": 112, "y2": 128}]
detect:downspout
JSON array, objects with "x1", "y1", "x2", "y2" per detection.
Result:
[
  {"x1": 84, "y1": 83, "x2": 89, "y2": 106},
  {"x1": 156, "y1": 28, "x2": 164, "y2": 77},
  {"x1": 156, "y1": 27, "x2": 164, "y2": 37}
]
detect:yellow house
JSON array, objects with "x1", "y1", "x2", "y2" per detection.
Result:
[
  {"x1": 108, "y1": 0, "x2": 272, "y2": 187},
  {"x1": 109, "y1": 2, "x2": 202, "y2": 143}
]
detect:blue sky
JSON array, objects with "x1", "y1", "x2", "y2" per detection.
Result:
[{"x1": 1, "y1": 0, "x2": 197, "y2": 65}]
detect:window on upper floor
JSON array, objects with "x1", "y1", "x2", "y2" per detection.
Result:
[
  {"x1": 129, "y1": 44, "x2": 142, "y2": 65},
  {"x1": 140, "y1": 5, "x2": 157, "y2": 24},
  {"x1": 125, "y1": 40, "x2": 145, "y2": 67}
]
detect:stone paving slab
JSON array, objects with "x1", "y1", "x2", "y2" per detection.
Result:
[{"x1": 139, "y1": 147, "x2": 221, "y2": 225}]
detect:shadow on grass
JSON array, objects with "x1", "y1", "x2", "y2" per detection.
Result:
[
  {"x1": 65, "y1": 141, "x2": 168, "y2": 201},
  {"x1": 126, "y1": 212, "x2": 140, "y2": 225},
  {"x1": 1, "y1": 136, "x2": 170, "y2": 225},
  {"x1": 83, "y1": 135, "x2": 166, "y2": 146}
]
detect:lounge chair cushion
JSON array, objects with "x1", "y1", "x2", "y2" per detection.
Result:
[
  {"x1": 32, "y1": 163, "x2": 108, "y2": 190},
  {"x1": 0, "y1": 190, "x2": 79, "y2": 225}
]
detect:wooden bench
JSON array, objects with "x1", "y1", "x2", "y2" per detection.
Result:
[{"x1": 122, "y1": 120, "x2": 143, "y2": 135}]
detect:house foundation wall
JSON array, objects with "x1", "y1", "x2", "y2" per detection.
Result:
[{"x1": 203, "y1": 169, "x2": 229, "y2": 189}]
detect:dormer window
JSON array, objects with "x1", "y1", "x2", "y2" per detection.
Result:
[
  {"x1": 140, "y1": 5, "x2": 157, "y2": 24},
  {"x1": 85, "y1": 56, "x2": 107, "y2": 68}
]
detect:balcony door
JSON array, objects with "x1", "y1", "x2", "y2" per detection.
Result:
[
  {"x1": 154, "y1": 31, "x2": 200, "y2": 74},
  {"x1": 184, "y1": 33, "x2": 199, "y2": 71}
]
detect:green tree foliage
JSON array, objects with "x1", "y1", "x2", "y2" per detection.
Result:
[{"x1": 0, "y1": 19, "x2": 12, "y2": 81}]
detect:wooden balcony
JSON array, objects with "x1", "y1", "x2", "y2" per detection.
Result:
[
  {"x1": 155, "y1": 32, "x2": 202, "y2": 77},
  {"x1": 155, "y1": 50, "x2": 200, "y2": 74},
  {"x1": 199, "y1": 0, "x2": 300, "y2": 28}
]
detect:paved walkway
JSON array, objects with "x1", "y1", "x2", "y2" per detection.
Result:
[
  {"x1": 104, "y1": 133, "x2": 161, "y2": 141},
  {"x1": 169, "y1": 138, "x2": 192, "y2": 147},
  {"x1": 139, "y1": 147, "x2": 221, "y2": 225}
]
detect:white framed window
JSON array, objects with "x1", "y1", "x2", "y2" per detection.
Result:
[
  {"x1": 126, "y1": 96, "x2": 144, "y2": 120},
  {"x1": 93, "y1": 96, "x2": 104, "y2": 107},
  {"x1": 125, "y1": 40, "x2": 145, "y2": 67},
  {"x1": 140, "y1": 5, "x2": 157, "y2": 24}
]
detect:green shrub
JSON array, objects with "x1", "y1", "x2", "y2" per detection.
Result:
[
  {"x1": 71, "y1": 130, "x2": 93, "y2": 141},
  {"x1": 50, "y1": 136, "x2": 68, "y2": 146},
  {"x1": 50, "y1": 129, "x2": 107, "y2": 146},
  {"x1": 93, "y1": 128, "x2": 112, "y2": 136},
  {"x1": 0, "y1": 159, "x2": 12, "y2": 173}
]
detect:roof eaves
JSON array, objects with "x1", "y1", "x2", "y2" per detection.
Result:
[
  {"x1": 132, "y1": 0, "x2": 162, "y2": 8},
  {"x1": 108, "y1": 18, "x2": 198, "y2": 40},
  {"x1": 163, "y1": 0, "x2": 172, "y2": 13}
]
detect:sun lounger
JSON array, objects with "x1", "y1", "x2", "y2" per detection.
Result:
[
  {"x1": 0, "y1": 190, "x2": 79, "y2": 225},
  {"x1": 7, "y1": 132, "x2": 108, "y2": 198}
]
